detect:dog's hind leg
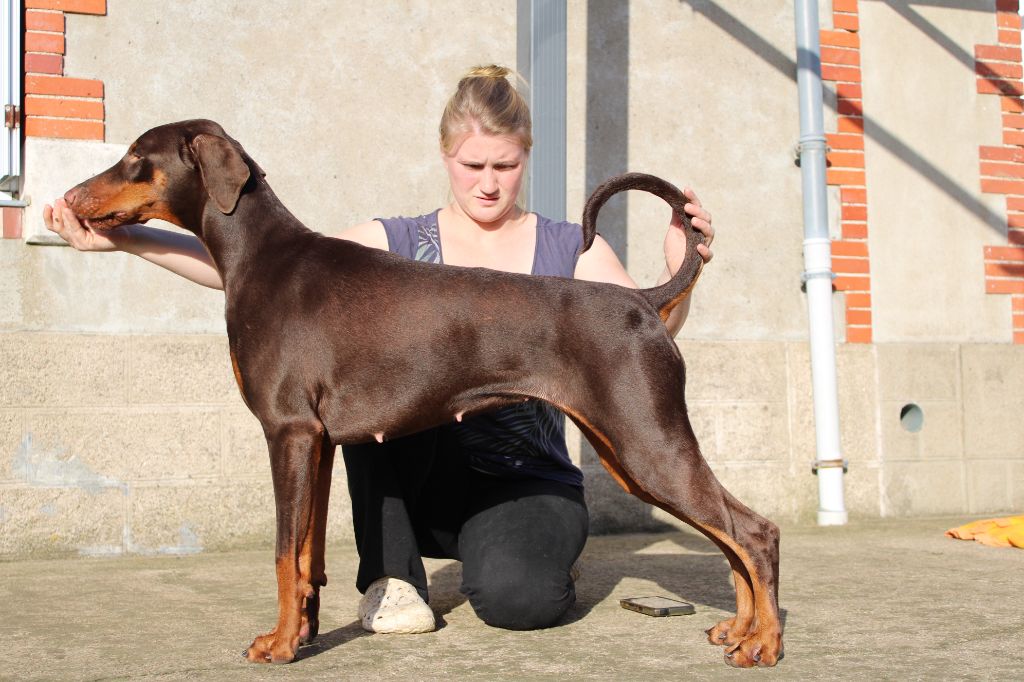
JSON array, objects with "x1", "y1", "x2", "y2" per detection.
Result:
[
  {"x1": 298, "y1": 431, "x2": 334, "y2": 645},
  {"x1": 634, "y1": 431, "x2": 780, "y2": 667},
  {"x1": 578, "y1": 412, "x2": 782, "y2": 668},
  {"x1": 572, "y1": 419, "x2": 757, "y2": 644},
  {"x1": 245, "y1": 420, "x2": 326, "y2": 664}
]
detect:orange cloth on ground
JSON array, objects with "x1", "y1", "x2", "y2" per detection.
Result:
[{"x1": 945, "y1": 515, "x2": 1024, "y2": 549}]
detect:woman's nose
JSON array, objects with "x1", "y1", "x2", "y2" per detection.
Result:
[{"x1": 479, "y1": 168, "x2": 497, "y2": 193}]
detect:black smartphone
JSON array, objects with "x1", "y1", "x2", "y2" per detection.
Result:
[{"x1": 619, "y1": 596, "x2": 696, "y2": 617}]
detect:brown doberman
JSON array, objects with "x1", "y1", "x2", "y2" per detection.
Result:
[{"x1": 62, "y1": 120, "x2": 783, "y2": 667}]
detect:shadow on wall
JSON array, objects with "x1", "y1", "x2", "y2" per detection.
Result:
[
  {"x1": 680, "y1": 0, "x2": 1007, "y2": 235},
  {"x1": 582, "y1": 1, "x2": 673, "y2": 532},
  {"x1": 586, "y1": 0, "x2": 631, "y2": 263}
]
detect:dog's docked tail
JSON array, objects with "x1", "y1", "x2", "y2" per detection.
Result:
[{"x1": 581, "y1": 172, "x2": 707, "y2": 321}]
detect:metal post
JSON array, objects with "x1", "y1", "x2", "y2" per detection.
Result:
[
  {"x1": 517, "y1": 0, "x2": 567, "y2": 221},
  {"x1": 795, "y1": 0, "x2": 848, "y2": 525},
  {"x1": 1, "y1": 0, "x2": 22, "y2": 197}
]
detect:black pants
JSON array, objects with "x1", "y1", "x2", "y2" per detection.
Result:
[{"x1": 342, "y1": 427, "x2": 589, "y2": 631}]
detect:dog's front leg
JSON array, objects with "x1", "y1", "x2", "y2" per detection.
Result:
[
  {"x1": 245, "y1": 421, "x2": 326, "y2": 664},
  {"x1": 298, "y1": 432, "x2": 334, "y2": 645}
]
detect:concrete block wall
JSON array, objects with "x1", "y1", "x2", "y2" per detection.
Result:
[
  {"x1": 0, "y1": 332, "x2": 352, "y2": 557},
  {"x1": 580, "y1": 342, "x2": 870, "y2": 531},
  {"x1": 874, "y1": 344, "x2": 1024, "y2": 515},
  {"x1": 580, "y1": 341, "x2": 1024, "y2": 531}
]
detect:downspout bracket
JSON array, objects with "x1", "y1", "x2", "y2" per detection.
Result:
[
  {"x1": 800, "y1": 268, "x2": 837, "y2": 293},
  {"x1": 800, "y1": 269, "x2": 836, "y2": 283},
  {"x1": 793, "y1": 141, "x2": 830, "y2": 167},
  {"x1": 811, "y1": 458, "x2": 848, "y2": 475}
]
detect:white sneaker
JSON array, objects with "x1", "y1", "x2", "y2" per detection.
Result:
[{"x1": 358, "y1": 577, "x2": 436, "y2": 634}]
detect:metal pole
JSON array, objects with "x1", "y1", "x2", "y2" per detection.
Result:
[
  {"x1": 1, "y1": 0, "x2": 22, "y2": 196},
  {"x1": 795, "y1": 0, "x2": 847, "y2": 525},
  {"x1": 517, "y1": 0, "x2": 567, "y2": 221}
]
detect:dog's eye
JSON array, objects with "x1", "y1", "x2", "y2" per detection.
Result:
[{"x1": 125, "y1": 156, "x2": 152, "y2": 182}]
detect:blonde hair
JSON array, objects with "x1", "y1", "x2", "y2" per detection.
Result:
[{"x1": 439, "y1": 65, "x2": 533, "y2": 155}]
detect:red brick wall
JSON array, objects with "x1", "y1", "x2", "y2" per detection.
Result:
[
  {"x1": 977, "y1": 0, "x2": 1024, "y2": 343},
  {"x1": 3, "y1": 0, "x2": 107, "y2": 239},
  {"x1": 821, "y1": 0, "x2": 872, "y2": 343},
  {"x1": 23, "y1": 0, "x2": 106, "y2": 141}
]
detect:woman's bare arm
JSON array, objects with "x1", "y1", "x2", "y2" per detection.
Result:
[{"x1": 45, "y1": 198, "x2": 390, "y2": 290}]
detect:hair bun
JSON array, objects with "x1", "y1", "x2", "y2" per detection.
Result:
[
  {"x1": 440, "y1": 64, "x2": 532, "y2": 154},
  {"x1": 465, "y1": 64, "x2": 511, "y2": 80}
]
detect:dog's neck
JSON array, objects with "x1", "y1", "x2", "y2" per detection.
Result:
[{"x1": 194, "y1": 174, "x2": 310, "y2": 290}]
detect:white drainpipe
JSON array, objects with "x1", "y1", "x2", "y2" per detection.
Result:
[{"x1": 795, "y1": 0, "x2": 848, "y2": 525}]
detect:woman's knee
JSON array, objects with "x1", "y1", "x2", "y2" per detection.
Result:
[{"x1": 462, "y1": 570, "x2": 575, "y2": 630}]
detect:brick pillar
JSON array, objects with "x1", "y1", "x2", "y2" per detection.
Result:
[
  {"x1": 821, "y1": 0, "x2": 872, "y2": 343},
  {"x1": 977, "y1": 0, "x2": 1024, "y2": 344},
  {"x1": 23, "y1": 0, "x2": 106, "y2": 141}
]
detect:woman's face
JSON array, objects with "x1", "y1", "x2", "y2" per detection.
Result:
[{"x1": 443, "y1": 130, "x2": 527, "y2": 225}]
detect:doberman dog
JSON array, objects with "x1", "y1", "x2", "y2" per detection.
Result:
[{"x1": 62, "y1": 120, "x2": 782, "y2": 667}]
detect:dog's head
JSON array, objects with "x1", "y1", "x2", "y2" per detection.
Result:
[{"x1": 63, "y1": 119, "x2": 261, "y2": 233}]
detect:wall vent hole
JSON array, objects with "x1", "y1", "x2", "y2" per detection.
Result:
[{"x1": 899, "y1": 403, "x2": 924, "y2": 433}]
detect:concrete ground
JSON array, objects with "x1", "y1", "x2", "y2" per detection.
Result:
[{"x1": 1, "y1": 516, "x2": 1022, "y2": 681}]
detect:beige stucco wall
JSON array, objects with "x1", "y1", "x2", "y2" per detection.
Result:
[
  {"x1": 16, "y1": 0, "x2": 827, "y2": 341},
  {"x1": 2, "y1": 1, "x2": 1022, "y2": 557},
  {"x1": 566, "y1": 0, "x2": 818, "y2": 342},
  {"x1": 860, "y1": 1, "x2": 1010, "y2": 342}
]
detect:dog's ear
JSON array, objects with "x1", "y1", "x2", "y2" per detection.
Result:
[{"x1": 191, "y1": 133, "x2": 250, "y2": 214}]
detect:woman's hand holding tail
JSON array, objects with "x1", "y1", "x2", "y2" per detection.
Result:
[{"x1": 662, "y1": 187, "x2": 714, "y2": 277}]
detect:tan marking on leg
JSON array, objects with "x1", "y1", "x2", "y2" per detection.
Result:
[
  {"x1": 700, "y1": 526, "x2": 783, "y2": 667},
  {"x1": 707, "y1": 566, "x2": 755, "y2": 646},
  {"x1": 246, "y1": 549, "x2": 303, "y2": 663},
  {"x1": 273, "y1": 552, "x2": 304, "y2": 659},
  {"x1": 230, "y1": 350, "x2": 245, "y2": 394},
  {"x1": 564, "y1": 410, "x2": 649, "y2": 499},
  {"x1": 228, "y1": 351, "x2": 254, "y2": 412}
]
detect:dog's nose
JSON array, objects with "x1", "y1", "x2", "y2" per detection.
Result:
[{"x1": 63, "y1": 187, "x2": 80, "y2": 207}]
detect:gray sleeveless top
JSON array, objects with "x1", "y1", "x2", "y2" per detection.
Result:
[{"x1": 378, "y1": 209, "x2": 585, "y2": 487}]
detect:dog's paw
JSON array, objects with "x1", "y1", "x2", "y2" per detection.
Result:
[
  {"x1": 244, "y1": 628, "x2": 299, "y2": 664},
  {"x1": 705, "y1": 617, "x2": 747, "y2": 647},
  {"x1": 723, "y1": 629, "x2": 783, "y2": 668}
]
